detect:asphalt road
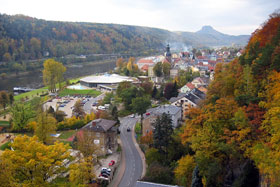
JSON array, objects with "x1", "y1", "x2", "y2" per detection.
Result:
[
  {"x1": 83, "y1": 93, "x2": 105, "y2": 113},
  {"x1": 119, "y1": 117, "x2": 143, "y2": 187}
]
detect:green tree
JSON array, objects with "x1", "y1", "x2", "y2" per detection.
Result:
[
  {"x1": 162, "y1": 62, "x2": 171, "y2": 78},
  {"x1": 42, "y1": 59, "x2": 66, "y2": 92},
  {"x1": 8, "y1": 92, "x2": 14, "y2": 105},
  {"x1": 153, "y1": 113, "x2": 173, "y2": 155},
  {"x1": 0, "y1": 91, "x2": 9, "y2": 110},
  {"x1": 145, "y1": 148, "x2": 163, "y2": 166},
  {"x1": 153, "y1": 62, "x2": 163, "y2": 77},
  {"x1": 10, "y1": 103, "x2": 35, "y2": 132},
  {"x1": 152, "y1": 86, "x2": 158, "y2": 99},
  {"x1": 131, "y1": 96, "x2": 151, "y2": 132}
]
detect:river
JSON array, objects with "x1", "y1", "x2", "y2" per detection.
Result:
[{"x1": 0, "y1": 60, "x2": 116, "y2": 91}]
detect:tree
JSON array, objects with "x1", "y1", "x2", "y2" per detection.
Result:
[
  {"x1": 0, "y1": 135, "x2": 70, "y2": 186},
  {"x1": 0, "y1": 159, "x2": 16, "y2": 187},
  {"x1": 8, "y1": 92, "x2": 14, "y2": 105},
  {"x1": 116, "y1": 57, "x2": 124, "y2": 69},
  {"x1": 35, "y1": 112, "x2": 57, "y2": 144},
  {"x1": 111, "y1": 105, "x2": 119, "y2": 124},
  {"x1": 0, "y1": 91, "x2": 9, "y2": 110},
  {"x1": 162, "y1": 62, "x2": 171, "y2": 78},
  {"x1": 145, "y1": 148, "x2": 162, "y2": 166},
  {"x1": 76, "y1": 130, "x2": 98, "y2": 157},
  {"x1": 42, "y1": 59, "x2": 66, "y2": 92},
  {"x1": 153, "y1": 113, "x2": 173, "y2": 155},
  {"x1": 10, "y1": 103, "x2": 35, "y2": 132},
  {"x1": 0, "y1": 72, "x2": 7, "y2": 80},
  {"x1": 174, "y1": 155, "x2": 196, "y2": 187},
  {"x1": 164, "y1": 82, "x2": 174, "y2": 100},
  {"x1": 73, "y1": 100, "x2": 85, "y2": 118},
  {"x1": 69, "y1": 156, "x2": 95, "y2": 186},
  {"x1": 131, "y1": 96, "x2": 151, "y2": 132},
  {"x1": 152, "y1": 86, "x2": 158, "y2": 99},
  {"x1": 153, "y1": 62, "x2": 163, "y2": 77}
]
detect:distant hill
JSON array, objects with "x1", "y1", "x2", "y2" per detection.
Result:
[
  {"x1": 176, "y1": 25, "x2": 250, "y2": 47},
  {"x1": 0, "y1": 14, "x2": 250, "y2": 62}
]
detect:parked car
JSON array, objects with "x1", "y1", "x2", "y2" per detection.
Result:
[
  {"x1": 98, "y1": 106, "x2": 106, "y2": 110},
  {"x1": 109, "y1": 160, "x2": 115, "y2": 166},
  {"x1": 127, "y1": 127, "x2": 131, "y2": 132},
  {"x1": 99, "y1": 173, "x2": 109, "y2": 178},
  {"x1": 101, "y1": 167, "x2": 111, "y2": 172},
  {"x1": 146, "y1": 112, "x2": 150, "y2": 116},
  {"x1": 101, "y1": 170, "x2": 110, "y2": 176}
]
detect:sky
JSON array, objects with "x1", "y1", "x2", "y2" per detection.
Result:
[{"x1": 0, "y1": 0, "x2": 279, "y2": 35}]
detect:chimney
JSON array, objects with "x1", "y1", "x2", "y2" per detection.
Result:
[{"x1": 92, "y1": 121, "x2": 96, "y2": 127}]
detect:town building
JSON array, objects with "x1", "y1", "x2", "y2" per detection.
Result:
[
  {"x1": 170, "y1": 88, "x2": 206, "y2": 120},
  {"x1": 77, "y1": 119, "x2": 118, "y2": 156},
  {"x1": 142, "y1": 105, "x2": 181, "y2": 136},
  {"x1": 80, "y1": 73, "x2": 136, "y2": 88}
]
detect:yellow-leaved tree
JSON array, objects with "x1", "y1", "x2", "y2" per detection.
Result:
[
  {"x1": 43, "y1": 59, "x2": 66, "y2": 92},
  {"x1": 0, "y1": 135, "x2": 70, "y2": 186},
  {"x1": 69, "y1": 156, "x2": 95, "y2": 186}
]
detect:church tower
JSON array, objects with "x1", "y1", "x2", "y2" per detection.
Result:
[{"x1": 165, "y1": 44, "x2": 172, "y2": 63}]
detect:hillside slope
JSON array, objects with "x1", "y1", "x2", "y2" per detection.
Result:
[
  {"x1": 0, "y1": 14, "x2": 249, "y2": 62},
  {"x1": 179, "y1": 11, "x2": 280, "y2": 186}
]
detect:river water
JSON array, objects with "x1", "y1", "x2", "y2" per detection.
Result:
[{"x1": 0, "y1": 60, "x2": 116, "y2": 91}]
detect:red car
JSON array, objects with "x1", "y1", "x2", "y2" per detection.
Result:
[
  {"x1": 146, "y1": 112, "x2": 150, "y2": 116},
  {"x1": 109, "y1": 160, "x2": 115, "y2": 166}
]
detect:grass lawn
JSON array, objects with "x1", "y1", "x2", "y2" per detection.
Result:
[
  {"x1": 0, "y1": 141, "x2": 11, "y2": 150},
  {"x1": 135, "y1": 122, "x2": 142, "y2": 142},
  {"x1": 59, "y1": 130, "x2": 76, "y2": 139},
  {"x1": 58, "y1": 88, "x2": 101, "y2": 97},
  {"x1": 14, "y1": 87, "x2": 48, "y2": 101},
  {"x1": 0, "y1": 121, "x2": 10, "y2": 127}
]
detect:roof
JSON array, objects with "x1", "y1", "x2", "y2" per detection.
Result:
[
  {"x1": 191, "y1": 88, "x2": 206, "y2": 100},
  {"x1": 82, "y1": 119, "x2": 117, "y2": 132},
  {"x1": 185, "y1": 92, "x2": 201, "y2": 105},
  {"x1": 146, "y1": 105, "x2": 181, "y2": 118},
  {"x1": 80, "y1": 74, "x2": 134, "y2": 84},
  {"x1": 141, "y1": 64, "x2": 150, "y2": 71},
  {"x1": 186, "y1": 82, "x2": 195, "y2": 90},
  {"x1": 169, "y1": 93, "x2": 185, "y2": 103},
  {"x1": 135, "y1": 181, "x2": 180, "y2": 187},
  {"x1": 137, "y1": 58, "x2": 154, "y2": 64}
]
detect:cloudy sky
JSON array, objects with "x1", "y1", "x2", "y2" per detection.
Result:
[{"x1": 0, "y1": 0, "x2": 279, "y2": 35}]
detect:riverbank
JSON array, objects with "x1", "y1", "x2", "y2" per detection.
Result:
[{"x1": 0, "y1": 59, "x2": 116, "y2": 91}]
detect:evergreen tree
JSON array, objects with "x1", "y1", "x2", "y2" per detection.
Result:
[
  {"x1": 152, "y1": 86, "x2": 158, "y2": 99},
  {"x1": 153, "y1": 113, "x2": 173, "y2": 155}
]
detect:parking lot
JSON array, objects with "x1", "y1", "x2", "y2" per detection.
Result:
[{"x1": 44, "y1": 95, "x2": 103, "y2": 118}]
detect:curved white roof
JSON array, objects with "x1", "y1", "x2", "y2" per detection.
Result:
[{"x1": 80, "y1": 74, "x2": 134, "y2": 84}]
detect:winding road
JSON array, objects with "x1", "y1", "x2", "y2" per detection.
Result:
[{"x1": 119, "y1": 117, "x2": 143, "y2": 187}]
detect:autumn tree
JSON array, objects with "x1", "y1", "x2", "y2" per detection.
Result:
[
  {"x1": 73, "y1": 100, "x2": 85, "y2": 118},
  {"x1": 76, "y1": 130, "x2": 98, "y2": 157},
  {"x1": 174, "y1": 155, "x2": 196, "y2": 187},
  {"x1": 35, "y1": 112, "x2": 57, "y2": 144},
  {"x1": 69, "y1": 156, "x2": 95, "y2": 186},
  {"x1": 43, "y1": 59, "x2": 66, "y2": 92},
  {"x1": 0, "y1": 135, "x2": 70, "y2": 186},
  {"x1": 0, "y1": 91, "x2": 9, "y2": 110}
]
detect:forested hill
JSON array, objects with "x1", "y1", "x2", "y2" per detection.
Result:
[
  {"x1": 179, "y1": 12, "x2": 280, "y2": 186},
  {"x1": 0, "y1": 14, "x2": 249, "y2": 62},
  {"x1": 0, "y1": 14, "x2": 173, "y2": 62}
]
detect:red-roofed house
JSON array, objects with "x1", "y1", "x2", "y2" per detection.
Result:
[
  {"x1": 137, "y1": 58, "x2": 154, "y2": 69},
  {"x1": 180, "y1": 82, "x2": 195, "y2": 93}
]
